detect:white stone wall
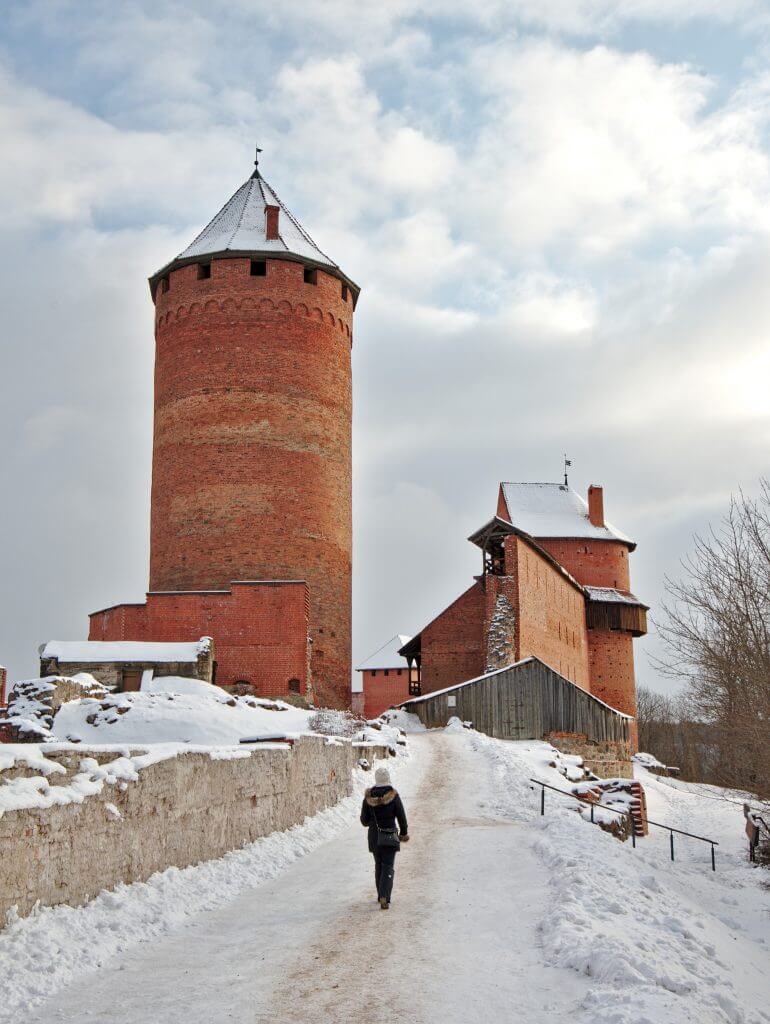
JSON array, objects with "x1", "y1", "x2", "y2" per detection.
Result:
[{"x1": 0, "y1": 737, "x2": 388, "y2": 921}]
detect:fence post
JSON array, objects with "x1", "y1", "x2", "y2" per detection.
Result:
[
  {"x1": 670, "y1": 831, "x2": 675, "y2": 862},
  {"x1": 540, "y1": 785, "x2": 545, "y2": 817},
  {"x1": 590, "y1": 803, "x2": 595, "y2": 823},
  {"x1": 711, "y1": 844, "x2": 716, "y2": 872}
]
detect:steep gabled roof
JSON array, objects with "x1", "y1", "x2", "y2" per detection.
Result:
[
  {"x1": 149, "y1": 165, "x2": 359, "y2": 301},
  {"x1": 500, "y1": 482, "x2": 634, "y2": 548},
  {"x1": 356, "y1": 635, "x2": 412, "y2": 672}
]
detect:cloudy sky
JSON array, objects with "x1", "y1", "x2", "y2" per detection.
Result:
[{"x1": 1, "y1": 1, "x2": 769, "y2": 693}]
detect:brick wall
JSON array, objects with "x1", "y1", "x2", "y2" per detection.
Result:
[
  {"x1": 418, "y1": 583, "x2": 486, "y2": 696},
  {"x1": 0, "y1": 736, "x2": 389, "y2": 920},
  {"x1": 508, "y1": 537, "x2": 591, "y2": 690},
  {"x1": 361, "y1": 668, "x2": 412, "y2": 718},
  {"x1": 149, "y1": 257, "x2": 354, "y2": 708},
  {"x1": 537, "y1": 538, "x2": 631, "y2": 590},
  {"x1": 90, "y1": 581, "x2": 309, "y2": 698},
  {"x1": 587, "y1": 628, "x2": 638, "y2": 748}
]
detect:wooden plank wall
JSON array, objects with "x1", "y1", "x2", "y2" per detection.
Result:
[{"x1": 405, "y1": 659, "x2": 630, "y2": 744}]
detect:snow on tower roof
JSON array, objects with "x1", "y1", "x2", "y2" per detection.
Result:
[
  {"x1": 178, "y1": 174, "x2": 335, "y2": 267},
  {"x1": 150, "y1": 158, "x2": 359, "y2": 300},
  {"x1": 356, "y1": 635, "x2": 412, "y2": 672},
  {"x1": 500, "y1": 483, "x2": 634, "y2": 547}
]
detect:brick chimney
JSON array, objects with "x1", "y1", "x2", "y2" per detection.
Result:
[
  {"x1": 588, "y1": 485, "x2": 604, "y2": 527},
  {"x1": 265, "y1": 204, "x2": 280, "y2": 240}
]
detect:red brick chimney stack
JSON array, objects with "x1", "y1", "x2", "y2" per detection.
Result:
[
  {"x1": 588, "y1": 485, "x2": 604, "y2": 527},
  {"x1": 265, "y1": 205, "x2": 280, "y2": 240}
]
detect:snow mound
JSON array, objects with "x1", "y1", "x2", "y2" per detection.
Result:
[
  {"x1": 142, "y1": 675, "x2": 232, "y2": 699},
  {"x1": 466, "y1": 733, "x2": 770, "y2": 1024},
  {"x1": 2, "y1": 675, "x2": 106, "y2": 740},
  {"x1": 444, "y1": 716, "x2": 471, "y2": 732},
  {"x1": 379, "y1": 708, "x2": 426, "y2": 733},
  {"x1": 52, "y1": 688, "x2": 315, "y2": 745}
]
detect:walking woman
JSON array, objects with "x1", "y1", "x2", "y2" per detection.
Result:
[{"x1": 360, "y1": 767, "x2": 409, "y2": 909}]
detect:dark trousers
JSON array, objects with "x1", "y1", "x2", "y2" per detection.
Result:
[{"x1": 373, "y1": 847, "x2": 398, "y2": 902}]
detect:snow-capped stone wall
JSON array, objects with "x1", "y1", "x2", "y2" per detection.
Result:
[{"x1": 0, "y1": 735, "x2": 389, "y2": 921}]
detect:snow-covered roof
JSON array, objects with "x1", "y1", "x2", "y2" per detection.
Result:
[
  {"x1": 356, "y1": 635, "x2": 412, "y2": 672},
  {"x1": 150, "y1": 165, "x2": 359, "y2": 302},
  {"x1": 178, "y1": 173, "x2": 335, "y2": 266},
  {"x1": 500, "y1": 483, "x2": 633, "y2": 547},
  {"x1": 41, "y1": 639, "x2": 211, "y2": 665},
  {"x1": 584, "y1": 586, "x2": 647, "y2": 607}
]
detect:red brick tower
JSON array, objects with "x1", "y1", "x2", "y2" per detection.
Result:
[
  {"x1": 497, "y1": 482, "x2": 643, "y2": 723},
  {"x1": 146, "y1": 155, "x2": 359, "y2": 707}
]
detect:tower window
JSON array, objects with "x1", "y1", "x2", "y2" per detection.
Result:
[
  {"x1": 159, "y1": 276, "x2": 170, "y2": 294},
  {"x1": 341, "y1": 284, "x2": 349, "y2": 302},
  {"x1": 250, "y1": 259, "x2": 266, "y2": 277},
  {"x1": 197, "y1": 263, "x2": 211, "y2": 280},
  {"x1": 288, "y1": 678, "x2": 301, "y2": 694},
  {"x1": 303, "y1": 267, "x2": 318, "y2": 285}
]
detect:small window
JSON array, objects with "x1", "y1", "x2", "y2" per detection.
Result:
[
  {"x1": 288, "y1": 678, "x2": 301, "y2": 694},
  {"x1": 197, "y1": 263, "x2": 211, "y2": 280},
  {"x1": 341, "y1": 284, "x2": 349, "y2": 302},
  {"x1": 303, "y1": 267, "x2": 318, "y2": 285},
  {"x1": 159, "y1": 276, "x2": 170, "y2": 294},
  {"x1": 251, "y1": 259, "x2": 266, "y2": 277},
  {"x1": 371, "y1": 670, "x2": 376, "y2": 677},
  {"x1": 396, "y1": 669, "x2": 402, "y2": 676}
]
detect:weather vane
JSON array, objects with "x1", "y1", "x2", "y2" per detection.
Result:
[
  {"x1": 563, "y1": 454, "x2": 572, "y2": 487},
  {"x1": 254, "y1": 143, "x2": 263, "y2": 173}
]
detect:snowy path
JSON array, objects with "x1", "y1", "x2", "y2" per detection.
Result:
[{"x1": 21, "y1": 733, "x2": 587, "y2": 1024}]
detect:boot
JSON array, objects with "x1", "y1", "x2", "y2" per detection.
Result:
[{"x1": 379, "y1": 897, "x2": 390, "y2": 909}]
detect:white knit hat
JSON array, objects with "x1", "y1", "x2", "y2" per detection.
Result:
[{"x1": 374, "y1": 767, "x2": 392, "y2": 786}]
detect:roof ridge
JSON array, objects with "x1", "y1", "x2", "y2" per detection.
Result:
[{"x1": 223, "y1": 177, "x2": 256, "y2": 251}]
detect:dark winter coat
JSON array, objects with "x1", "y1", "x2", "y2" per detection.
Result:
[{"x1": 360, "y1": 786, "x2": 408, "y2": 853}]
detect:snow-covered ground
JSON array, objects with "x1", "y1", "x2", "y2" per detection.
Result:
[{"x1": 2, "y1": 729, "x2": 768, "y2": 1024}]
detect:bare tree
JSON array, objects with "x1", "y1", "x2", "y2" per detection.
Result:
[{"x1": 654, "y1": 481, "x2": 770, "y2": 805}]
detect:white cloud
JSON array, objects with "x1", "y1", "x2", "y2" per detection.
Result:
[{"x1": 463, "y1": 41, "x2": 770, "y2": 257}]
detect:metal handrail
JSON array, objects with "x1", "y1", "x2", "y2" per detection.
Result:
[{"x1": 530, "y1": 777, "x2": 719, "y2": 871}]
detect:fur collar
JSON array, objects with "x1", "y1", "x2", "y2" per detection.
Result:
[{"x1": 365, "y1": 786, "x2": 397, "y2": 807}]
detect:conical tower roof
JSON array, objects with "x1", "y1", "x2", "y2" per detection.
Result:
[{"x1": 150, "y1": 158, "x2": 359, "y2": 301}]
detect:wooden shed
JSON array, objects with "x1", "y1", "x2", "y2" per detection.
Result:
[{"x1": 400, "y1": 656, "x2": 631, "y2": 743}]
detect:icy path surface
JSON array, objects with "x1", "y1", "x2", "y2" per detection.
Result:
[{"x1": 17, "y1": 732, "x2": 588, "y2": 1024}]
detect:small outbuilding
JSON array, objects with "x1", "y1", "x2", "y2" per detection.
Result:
[
  {"x1": 400, "y1": 656, "x2": 631, "y2": 747},
  {"x1": 354, "y1": 634, "x2": 417, "y2": 718},
  {"x1": 39, "y1": 638, "x2": 214, "y2": 692}
]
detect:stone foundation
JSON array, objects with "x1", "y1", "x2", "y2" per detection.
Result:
[
  {"x1": 0, "y1": 736, "x2": 388, "y2": 922},
  {"x1": 548, "y1": 732, "x2": 632, "y2": 779}
]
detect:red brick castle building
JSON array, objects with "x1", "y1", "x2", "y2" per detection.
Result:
[
  {"x1": 398, "y1": 481, "x2": 647, "y2": 743},
  {"x1": 89, "y1": 155, "x2": 359, "y2": 707}
]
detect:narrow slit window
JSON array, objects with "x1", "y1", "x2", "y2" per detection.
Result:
[
  {"x1": 159, "y1": 276, "x2": 170, "y2": 294},
  {"x1": 341, "y1": 284, "x2": 349, "y2": 301},
  {"x1": 250, "y1": 259, "x2": 267, "y2": 277},
  {"x1": 197, "y1": 263, "x2": 211, "y2": 280},
  {"x1": 304, "y1": 267, "x2": 318, "y2": 285}
]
